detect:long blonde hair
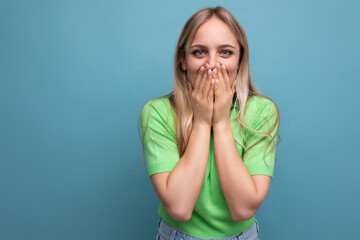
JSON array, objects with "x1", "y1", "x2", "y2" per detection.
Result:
[{"x1": 136, "y1": 6, "x2": 280, "y2": 174}]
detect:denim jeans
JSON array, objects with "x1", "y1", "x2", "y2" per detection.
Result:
[{"x1": 155, "y1": 217, "x2": 260, "y2": 240}]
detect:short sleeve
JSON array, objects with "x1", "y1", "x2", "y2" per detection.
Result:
[
  {"x1": 140, "y1": 100, "x2": 180, "y2": 178},
  {"x1": 243, "y1": 101, "x2": 279, "y2": 177}
]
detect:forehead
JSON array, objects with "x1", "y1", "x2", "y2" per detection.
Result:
[{"x1": 191, "y1": 17, "x2": 238, "y2": 47}]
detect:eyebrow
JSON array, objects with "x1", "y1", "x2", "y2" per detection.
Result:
[{"x1": 190, "y1": 44, "x2": 236, "y2": 49}]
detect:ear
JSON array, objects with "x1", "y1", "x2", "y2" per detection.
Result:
[{"x1": 180, "y1": 56, "x2": 187, "y2": 72}]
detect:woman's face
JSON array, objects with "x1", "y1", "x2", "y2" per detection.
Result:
[{"x1": 181, "y1": 16, "x2": 240, "y2": 88}]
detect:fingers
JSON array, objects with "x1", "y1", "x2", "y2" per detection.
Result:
[
  {"x1": 201, "y1": 66, "x2": 214, "y2": 100},
  {"x1": 203, "y1": 73, "x2": 214, "y2": 102},
  {"x1": 190, "y1": 64, "x2": 226, "y2": 101},
  {"x1": 214, "y1": 64, "x2": 222, "y2": 96},
  {"x1": 215, "y1": 63, "x2": 234, "y2": 95},
  {"x1": 193, "y1": 65, "x2": 205, "y2": 96},
  {"x1": 221, "y1": 63, "x2": 230, "y2": 90},
  {"x1": 208, "y1": 77, "x2": 215, "y2": 102},
  {"x1": 199, "y1": 67, "x2": 210, "y2": 95}
]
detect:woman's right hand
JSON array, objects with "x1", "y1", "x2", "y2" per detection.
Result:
[{"x1": 188, "y1": 64, "x2": 215, "y2": 128}]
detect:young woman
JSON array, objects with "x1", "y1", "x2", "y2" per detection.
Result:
[{"x1": 139, "y1": 6, "x2": 280, "y2": 240}]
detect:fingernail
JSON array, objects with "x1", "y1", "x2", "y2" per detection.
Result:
[
  {"x1": 208, "y1": 69, "x2": 212, "y2": 75},
  {"x1": 217, "y1": 63, "x2": 220, "y2": 69},
  {"x1": 216, "y1": 79, "x2": 219, "y2": 85},
  {"x1": 222, "y1": 64, "x2": 226, "y2": 70},
  {"x1": 206, "y1": 64, "x2": 210, "y2": 70},
  {"x1": 211, "y1": 79, "x2": 214, "y2": 84},
  {"x1": 200, "y1": 66, "x2": 204, "y2": 71},
  {"x1": 213, "y1": 68, "x2": 217, "y2": 74}
]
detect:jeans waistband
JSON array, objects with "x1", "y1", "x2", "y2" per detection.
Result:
[{"x1": 157, "y1": 218, "x2": 258, "y2": 240}]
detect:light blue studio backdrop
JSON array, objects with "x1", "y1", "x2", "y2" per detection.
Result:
[{"x1": 1, "y1": 0, "x2": 359, "y2": 239}]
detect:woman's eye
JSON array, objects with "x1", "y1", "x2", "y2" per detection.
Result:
[
  {"x1": 192, "y1": 49, "x2": 205, "y2": 56},
  {"x1": 191, "y1": 49, "x2": 234, "y2": 57},
  {"x1": 221, "y1": 50, "x2": 233, "y2": 55}
]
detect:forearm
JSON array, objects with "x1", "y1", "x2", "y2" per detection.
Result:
[
  {"x1": 213, "y1": 122, "x2": 257, "y2": 221},
  {"x1": 166, "y1": 121, "x2": 211, "y2": 220}
]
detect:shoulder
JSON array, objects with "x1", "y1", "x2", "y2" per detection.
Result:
[
  {"x1": 141, "y1": 97, "x2": 174, "y2": 119},
  {"x1": 244, "y1": 95, "x2": 279, "y2": 125},
  {"x1": 140, "y1": 96, "x2": 176, "y2": 131}
]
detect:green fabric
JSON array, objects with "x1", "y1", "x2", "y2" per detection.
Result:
[{"x1": 140, "y1": 95, "x2": 279, "y2": 238}]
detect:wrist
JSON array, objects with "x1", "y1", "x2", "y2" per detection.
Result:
[
  {"x1": 193, "y1": 119, "x2": 212, "y2": 131},
  {"x1": 213, "y1": 121, "x2": 231, "y2": 132}
]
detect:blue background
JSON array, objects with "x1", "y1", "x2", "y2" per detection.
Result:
[{"x1": 1, "y1": 0, "x2": 359, "y2": 239}]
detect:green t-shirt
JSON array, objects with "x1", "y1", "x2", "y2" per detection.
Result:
[{"x1": 140, "y1": 94, "x2": 279, "y2": 238}]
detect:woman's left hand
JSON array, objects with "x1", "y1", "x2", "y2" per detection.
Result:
[{"x1": 212, "y1": 63, "x2": 236, "y2": 127}]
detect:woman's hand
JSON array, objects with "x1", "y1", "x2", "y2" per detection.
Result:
[
  {"x1": 188, "y1": 64, "x2": 215, "y2": 128},
  {"x1": 212, "y1": 63, "x2": 236, "y2": 127}
]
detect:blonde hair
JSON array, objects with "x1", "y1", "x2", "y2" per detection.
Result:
[{"x1": 136, "y1": 6, "x2": 280, "y2": 174}]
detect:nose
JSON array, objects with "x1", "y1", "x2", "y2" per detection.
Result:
[
  {"x1": 208, "y1": 61, "x2": 217, "y2": 70},
  {"x1": 207, "y1": 54, "x2": 219, "y2": 70}
]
